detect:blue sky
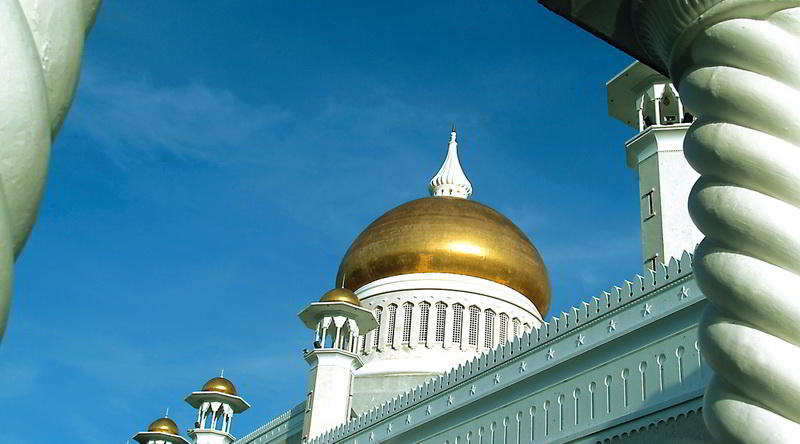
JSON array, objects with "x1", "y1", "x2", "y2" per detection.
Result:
[{"x1": 1, "y1": 2, "x2": 642, "y2": 442}]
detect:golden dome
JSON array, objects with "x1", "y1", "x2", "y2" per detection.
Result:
[
  {"x1": 202, "y1": 376, "x2": 237, "y2": 396},
  {"x1": 337, "y1": 197, "x2": 551, "y2": 315},
  {"x1": 320, "y1": 288, "x2": 361, "y2": 306},
  {"x1": 148, "y1": 417, "x2": 179, "y2": 435}
]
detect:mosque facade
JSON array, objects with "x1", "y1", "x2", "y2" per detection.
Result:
[{"x1": 133, "y1": 62, "x2": 716, "y2": 444}]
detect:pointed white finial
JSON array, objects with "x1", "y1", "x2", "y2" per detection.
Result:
[
  {"x1": 220, "y1": 368, "x2": 224, "y2": 378},
  {"x1": 428, "y1": 127, "x2": 472, "y2": 198},
  {"x1": 165, "y1": 408, "x2": 169, "y2": 418}
]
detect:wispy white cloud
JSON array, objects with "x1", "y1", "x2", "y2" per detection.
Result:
[{"x1": 69, "y1": 67, "x2": 290, "y2": 164}]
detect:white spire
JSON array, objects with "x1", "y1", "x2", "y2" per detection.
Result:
[{"x1": 429, "y1": 127, "x2": 472, "y2": 199}]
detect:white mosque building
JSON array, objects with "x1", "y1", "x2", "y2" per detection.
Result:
[{"x1": 132, "y1": 61, "x2": 719, "y2": 444}]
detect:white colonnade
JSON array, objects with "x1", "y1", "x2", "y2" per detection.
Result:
[{"x1": 631, "y1": 1, "x2": 800, "y2": 441}]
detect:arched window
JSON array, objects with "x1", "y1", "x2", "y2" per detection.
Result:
[
  {"x1": 402, "y1": 302, "x2": 413, "y2": 344},
  {"x1": 373, "y1": 306, "x2": 383, "y2": 348},
  {"x1": 484, "y1": 309, "x2": 496, "y2": 349},
  {"x1": 453, "y1": 304, "x2": 464, "y2": 346},
  {"x1": 419, "y1": 302, "x2": 430, "y2": 342},
  {"x1": 499, "y1": 313, "x2": 509, "y2": 345},
  {"x1": 512, "y1": 318, "x2": 521, "y2": 338},
  {"x1": 469, "y1": 305, "x2": 480, "y2": 346},
  {"x1": 435, "y1": 302, "x2": 447, "y2": 342},
  {"x1": 387, "y1": 304, "x2": 398, "y2": 347},
  {"x1": 523, "y1": 322, "x2": 531, "y2": 333}
]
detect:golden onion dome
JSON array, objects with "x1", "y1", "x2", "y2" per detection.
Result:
[
  {"x1": 148, "y1": 417, "x2": 179, "y2": 435},
  {"x1": 320, "y1": 287, "x2": 361, "y2": 306},
  {"x1": 336, "y1": 197, "x2": 551, "y2": 315},
  {"x1": 202, "y1": 376, "x2": 237, "y2": 396}
]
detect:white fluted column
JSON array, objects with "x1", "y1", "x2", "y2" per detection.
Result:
[{"x1": 631, "y1": 1, "x2": 800, "y2": 441}]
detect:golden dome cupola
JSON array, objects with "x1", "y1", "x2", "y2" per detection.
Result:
[
  {"x1": 337, "y1": 127, "x2": 550, "y2": 315},
  {"x1": 428, "y1": 127, "x2": 472, "y2": 198},
  {"x1": 148, "y1": 416, "x2": 180, "y2": 435},
  {"x1": 336, "y1": 197, "x2": 550, "y2": 315},
  {"x1": 201, "y1": 375, "x2": 237, "y2": 395},
  {"x1": 133, "y1": 412, "x2": 190, "y2": 444},
  {"x1": 331, "y1": 127, "x2": 550, "y2": 413},
  {"x1": 319, "y1": 287, "x2": 361, "y2": 306}
]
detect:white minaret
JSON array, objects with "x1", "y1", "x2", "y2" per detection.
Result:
[
  {"x1": 185, "y1": 374, "x2": 250, "y2": 444},
  {"x1": 132, "y1": 414, "x2": 191, "y2": 444},
  {"x1": 607, "y1": 61, "x2": 703, "y2": 272},
  {"x1": 299, "y1": 288, "x2": 378, "y2": 442},
  {"x1": 429, "y1": 127, "x2": 472, "y2": 198}
]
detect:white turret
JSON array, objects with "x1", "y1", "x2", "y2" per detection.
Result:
[
  {"x1": 185, "y1": 374, "x2": 250, "y2": 444},
  {"x1": 299, "y1": 288, "x2": 378, "y2": 442},
  {"x1": 429, "y1": 127, "x2": 472, "y2": 199},
  {"x1": 607, "y1": 62, "x2": 702, "y2": 272}
]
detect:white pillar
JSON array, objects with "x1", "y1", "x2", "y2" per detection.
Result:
[
  {"x1": 460, "y1": 307, "x2": 470, "y2": 351},
  {"x1": 632, "y1": 1, "x2": 800, "y2": 441},
  {"x1": 302, "y1": 350, "x2": 362, "y2": 441},
  {"x1": 409, "y1": 302, "x2": 419, "y2": 350},
  {"x1": 443, "y1": 304, "x2": 454, "y2": 349}
]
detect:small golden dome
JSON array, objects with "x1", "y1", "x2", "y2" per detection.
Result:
[
  {"x1": 337, "y1": 197, "x2": 551, "y2": 315},
  {"x1": 148, "y1": 417, "x2": 179, "y2": 435},
  {"x1": 202, "y1": 376, "x2": 237, "y2": 396},
  {"x1": 320, "y1": 287, "x2": 361, "y2": 306}
]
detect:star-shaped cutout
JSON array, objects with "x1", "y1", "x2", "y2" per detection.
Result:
[
  {"x1": 470, "y1": 384, "x2": 476, "y2": 395},
  {"x1": 447, "y1": 394, "x2": 454, "y2": 406},
  {"x1": 608, "y1": 319, "x2": 617, "y2": 333},
  {"x1": 519, "y1": 361, "x2": 527, "y2": 373},
  {"x1": 546, "y1": 348, "x2": 555, "y2": 360},
  {"x1": 679, "y1": 286, "x2": 689, "y2": 300},
  {"x1": 494, "y1": 373, "x2": 501, "y2": 384},
  {"x1": 576, "y1": 334, "x2": 585, "y2": 347},
  {"x1": 425, "y1": 405, "x2": 432, "y2": 415},
  {"x1": 369, "y1": 431, "x2": 375, "y2": 441},
  {"x1": 405, "y1": 414, "x2": 412, "y2": 424},
  {"x1": 642, "y1": 303, "x2": 652, "y2": 316},
  {"x1": 387, "y1": 424, "x2": 392, "y2": 433}
]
